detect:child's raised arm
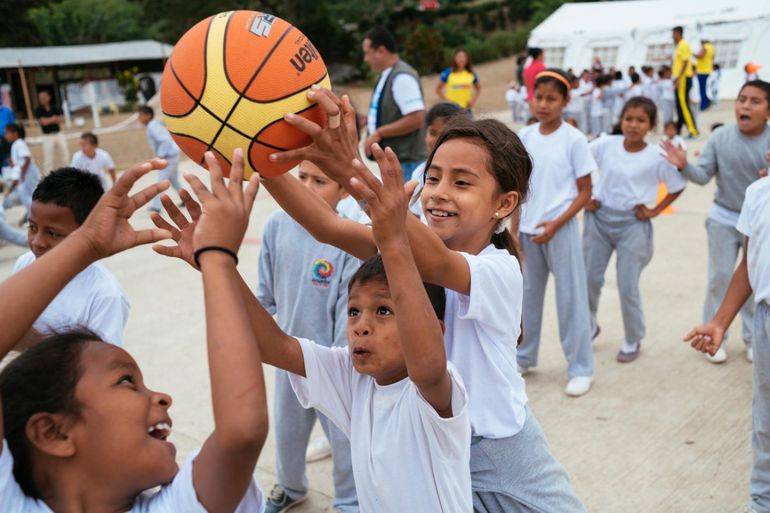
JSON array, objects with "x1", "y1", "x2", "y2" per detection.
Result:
[
  {"x1": 179, "y1": 150, "x2": 269, "y2": 513},
  {"x1": 0, "y1": 159, "x2": 171, "y2": 442},
  {"x1": 350, "y1": 147, "x2": 453, "y2": 417},
  {"x1": 683, "y1": 240, "x2": 753, "y2": 355},
  {"x1": 150, "y1": 166, "x2": 306, "y2": 377}
]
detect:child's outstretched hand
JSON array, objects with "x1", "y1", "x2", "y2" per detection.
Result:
[
  {"x1": 268, "y1": 87, "x2": 361, "y2": 188},
  {"x1": 659, "y1": 140, "x2": 687, "y2": 170},
  {"x1": 349, "y1": 144, "x2": 409, "y2": 245},
  {"x1": 183, "y1": 149, "x2": 260, "y2": 259},
  {"x1": 78, "y1": 158, "x2": 172, "y2": 259},
  {"x1": 150, "y1": 189, "x2": 201, "y2": 268},
  {"x1": 683, "y1": 322, "x2": 725, "y2": 356}
]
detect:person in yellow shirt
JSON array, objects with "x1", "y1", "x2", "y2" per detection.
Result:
[
  {"x1": 436, "y1": 48, "x2": 480, "y2": 114},
  {"x1": 672, "y1": 26, "x2": 699, "y2": 137},
  {"x1": 695, "y1": 37, "x2": 715, "y2": 111}
]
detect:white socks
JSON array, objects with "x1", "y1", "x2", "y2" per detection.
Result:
[{"x1": 621, "y1": 340, "x2": 640, "y2": 354}]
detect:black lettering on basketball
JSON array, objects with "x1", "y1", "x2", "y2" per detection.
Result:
[{"x1": 289, "y1": 42, "x2": 319, "y2": 73}]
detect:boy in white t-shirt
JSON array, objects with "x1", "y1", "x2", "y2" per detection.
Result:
[
  {"x1": 2, "y1": 123, "x2": 39, "y2": 218},
  {"x1": 70, "y1": 132, "x2": 117, "y2": 189},
  {"x1": 242, "y1": 159, "x2": 472, "y2": 513},
  {"x1": 684, "y1": 177, "x2": 770, "y2": 511},
  {"x1": 11, "y1": 168, "x2": 129, "y2": 346}
]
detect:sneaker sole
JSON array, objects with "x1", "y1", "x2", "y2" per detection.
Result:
[{"x1": 267, "y1": 496, "x2": 308, "y2": 513}]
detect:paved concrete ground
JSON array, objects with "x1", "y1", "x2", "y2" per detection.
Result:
[{"x1": 0, "y1": 102, "x2": 754, "y2": 513}]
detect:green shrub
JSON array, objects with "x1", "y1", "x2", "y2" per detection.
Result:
[
  {"x1": 465, "y1": 38, "x2": 498, "y2": 64},
  {"x1": 401, "y1": 23, "x2": 445, "y2": 76}
]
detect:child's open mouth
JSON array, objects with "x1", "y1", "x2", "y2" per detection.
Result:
[
  {"x1": 147, "y1": 422, "x2": 172, "y2": 441},
  {"x1": 428, "y1": 209, "x2": 457, "y2": 218},
  {"x1": 352, "y1": 347, "x2": 371, "y2": 360}
]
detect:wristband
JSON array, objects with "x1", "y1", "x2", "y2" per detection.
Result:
[{"x1": 193, "y1": 246, "x2": 239, "y2": 269}]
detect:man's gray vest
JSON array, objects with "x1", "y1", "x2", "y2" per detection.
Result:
[{"x1": 374, "y1": 59, "x2": 427, "y2": 163}]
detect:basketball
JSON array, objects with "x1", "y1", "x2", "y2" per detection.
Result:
[{"x1": 160, "y1": 10, "x2": 331, "y2": 179}]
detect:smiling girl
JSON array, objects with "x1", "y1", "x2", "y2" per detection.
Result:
[
  {"x1": 584, "y1": 97, "x2": 687, "y2": 363},
  {"x1": 661, "y1": 79, "x2": 770, "y2": 364}
]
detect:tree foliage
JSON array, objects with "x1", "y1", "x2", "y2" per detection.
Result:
[{"x1": 28, "y1": 0, "x2": 155, "y2": 46}]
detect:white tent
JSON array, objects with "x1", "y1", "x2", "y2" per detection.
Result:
[{"x1": 528, "y1": 0, "x2": 770, "y2": 98}]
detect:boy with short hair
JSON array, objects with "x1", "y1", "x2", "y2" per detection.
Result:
[
  {"x1": 684, "y1": 176, "x2": 770, "y2": 511},
  {"x1": 137, "y1": 106, "x2": 183, "y2": 211},
  {"x1": 70, "y1": 132, "x2": 117, "y2": 189},
  {"x1": 258, "y1": 160, "x2": 359, "y2": 513},
  {"x1": 11, "y1": 168, "x2": 129, "y2": 346},
  {"x1": 2, "y1": 123, "x2": 39, "y2": 218},
  {"x1": 248, "y1": 156, "x2": 472, "y2": 512}
]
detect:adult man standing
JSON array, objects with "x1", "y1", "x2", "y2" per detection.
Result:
[
  {"x1": 362, "y1": 26, "x2": 426, "y2": 179},
  {"x1": 694, "y1": 37, "x2": 715, "y2": 111},
  {"x1": 671, "y1": 26, "x2": 699, "y2": 138},
  {"x1": 34, "y1": 90, "x2": 69, "y2": 174}
]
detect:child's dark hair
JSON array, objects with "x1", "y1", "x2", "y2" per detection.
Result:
[
  {"x1": 534, "y1": 68, "x2": 570, "y2": 98},
  {"x1": 81, "y1": 131, "x2": 98, "y2": 146},
  {"x1": 595, "y1": 74, "x2": 613, "y2": 88},
  {"x1": 137, "y1": 105, "x2": 154, "y2": 117},
  {"x1": 32, "y1": 167, "x2": 104, "y2": 224},
  {"x1": 711, "y1": 122, "x2": 724, "y2": 132},
  {"x1": 664, "y1": 120, "x2": 677, "y2": 132},
  {"x1": 0, "y1": 328, "x2": 105, "y2": 497},
  {"x1": 426, "y1": 102, "x2": 464, "y2": 126},
  {"x1": 4, "y1": 122, "x2": 25, "y2": 139},
  {"x1": 364, "y1": 26, "x2": 397, "y2": 53},
  {"x1": 451, "y1": 48, "x2": 473, "y2": 73},
  {"x1": 740, "y1": 79, "x2": 770, "y2": 105},
  {"x1": 620, "y1": 96, "x2": 657, "y2": 127},
  {"x1": 528, "y1": 47, "x2": 543, "y2": 59},
  {"x1": 425, "y1": 117, "x2": 532, "y2": 260},
  {"x1": 349, "y1": 255, "x2": 446, "y2": 320},
  {"x1": 630, "y1": 72, "x2": 641, "y2": 85}
]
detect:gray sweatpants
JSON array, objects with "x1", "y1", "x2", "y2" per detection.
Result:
[
  {"x1": 275, "y1": 369, "x2": 358, "y2": 512},
  {"x1": 704, "y1": 218, "x2": 754, "y2": 347},
  {"x1": 583, "y1": 207, "x2": 654, "y2": 345},
  {"x1": 518, "y1": 218, "x2": 594, "y2": 378},
  {"x1": 0, "y1": 211, "x2": 27, "y2": 247},
  {"x1": 151, "y1": 157, "x2": 183, "y2": 210},
  {"x1": 751, "y1": 302, "x2": 770, "y2": 512},
  {"x1": 472, "y1": 406, "x2": 586, "y2": 513}
]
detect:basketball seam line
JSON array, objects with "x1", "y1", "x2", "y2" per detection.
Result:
[
  {"x1": 205, "y1": 21, "x2": 295, "y2": 157},
  {"x1": 163, "y1": 15, "x2": 212, "y2": 118},
  {"x1": 246, "y1": 101, "x2": 322, "y2": 171},
  {"x1": 168, "y1": 131, "x2": 233, "y2": 166}
]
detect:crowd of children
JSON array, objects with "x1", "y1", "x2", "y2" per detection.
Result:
[
  {"x1": 0, "y1": 54, "x2": 768, "y2": 513},
  {"x1": 507, "y1": 61, "x2": 721, "y2": 139}
]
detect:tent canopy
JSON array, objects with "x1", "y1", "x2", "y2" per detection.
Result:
[
  {"x1": 0, "y1": 40, "x2": 173, "y2": 69},
  {"x1": 532, "y1": 0, "x2": 770, "y2": 39}
]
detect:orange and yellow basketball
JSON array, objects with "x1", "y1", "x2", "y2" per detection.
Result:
[{"x1": 160, "y1": 11, "x2": 330, "y2": 179}]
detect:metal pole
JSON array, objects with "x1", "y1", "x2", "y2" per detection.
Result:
[{"x1": 17, "y1": 60, "x2": 33, "y2": 121}]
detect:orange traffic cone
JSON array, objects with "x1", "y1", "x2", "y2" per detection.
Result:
[{"x1": 657, "y1": 182, "x2": 676, "y2": 215}]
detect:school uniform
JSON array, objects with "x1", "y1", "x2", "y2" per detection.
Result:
[
  {"x1": 446, "y1": 246, "x2": 586, "y2": 513},
  {"x1": 659, "y1": 79, "x2": 676, "y2": 126},
  {"x1": 736, "y1": 177, "x2": 770, "y2": 512},
  {"x1": 71, "y1": 148, "x2": 115, "y2": 190},
  {"x1": 681, "y1": 124, "x2": 770, "y2": 349},
  {"x1": 517, "y1": 122, "x2": 595, "y2": 380},
  {"x1": 0, "y1": 441, "x2": 265, "y2": 513},
  {"x1": 289, "y1": 339, "x2": 472, "y2": 513},
  {"x1": 583, "y1": 136, "x2": 686, "y2": 346},
  {"x1": 13, "y1": 251, "x2": 129, "y2": 346},
  {"x1": 257, "y1": 210, "x2": 359, "y2": 512},
  {"x1": 146, "y1": 119, "x2": 182, "y2": 210},
  {"x1": 0, "y1": 203, "x2": 26, "y2": 247},
  {"x1": 2, "y1": 139, "x2": 39, "y2": 214},
  {"x1": 590, "y1": 88, "x2": 606, "y2": 137}
]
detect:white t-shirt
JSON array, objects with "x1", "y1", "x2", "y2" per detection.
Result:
[
  {"x1": 444, "y1": 245, "x2": 527, "y2": 437},
  {"x1": 335, "y1": 196, "x2": 371, "y2": 225},
  {"x1": 10, "y1": 139, "x2": 39, "y2": 189},
  {"x1": 13, "y1": 251, "x2": 129, "y2": 346},
  {"x1": 590, "y1": 135, "x2": 686, "y2": 211},
  {"x1": 519, "y1": 122, "x2": 596, "y2": 235},
  {"x1": 71, "y1": 148, "x2": 115, "y2": 189},
  {"x1": 0, "y1": 441, "x2": 264, "y2": 513},
  {"x1": 367, "y1": 67, "x2": 425, "y2": 135},
  {"x1": 736, "y1": 177, "x2": 770, "y2": 304},
  {"x1": 289, "y1": 338, "x2": 472, "y2": 513},
  {"x1": 660, "y1": 79, "x2": 675, "y2": 101},
  {"x1": 590, "y1": 88, "x2": 605, "y2": 117},
  {"x1": 627, "y1": 84, "x2": 643, "y2": 98}
]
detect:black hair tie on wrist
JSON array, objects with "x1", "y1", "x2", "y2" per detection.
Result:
[{"x1": 193, "y1": 246, "x2": 239, "y2": 269}]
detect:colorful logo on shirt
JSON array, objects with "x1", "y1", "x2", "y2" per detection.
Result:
[{"x1": 312, "y1": 258, "x2": 334, "y2": 287}]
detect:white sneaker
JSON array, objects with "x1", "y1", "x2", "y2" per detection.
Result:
[
  {"x1": 565, "y1": 376, "x2": 593, "y2": 397},
  {"x1": 747, "y1": 346, "x2": 754, "y2": 363},
  {"x1": 705, "y1": 347, "x2": 727, "y2": 364},
  {"x1": 305, "y1": 436, "x2": 332, "y2": 463},
  {"x1": 517, "y1": 364, "x2": 531, "y2": 376}
]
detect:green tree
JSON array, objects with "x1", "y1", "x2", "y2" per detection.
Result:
[{"x1": 28, "y1": 0, "x2": 155, "y2": 45}]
